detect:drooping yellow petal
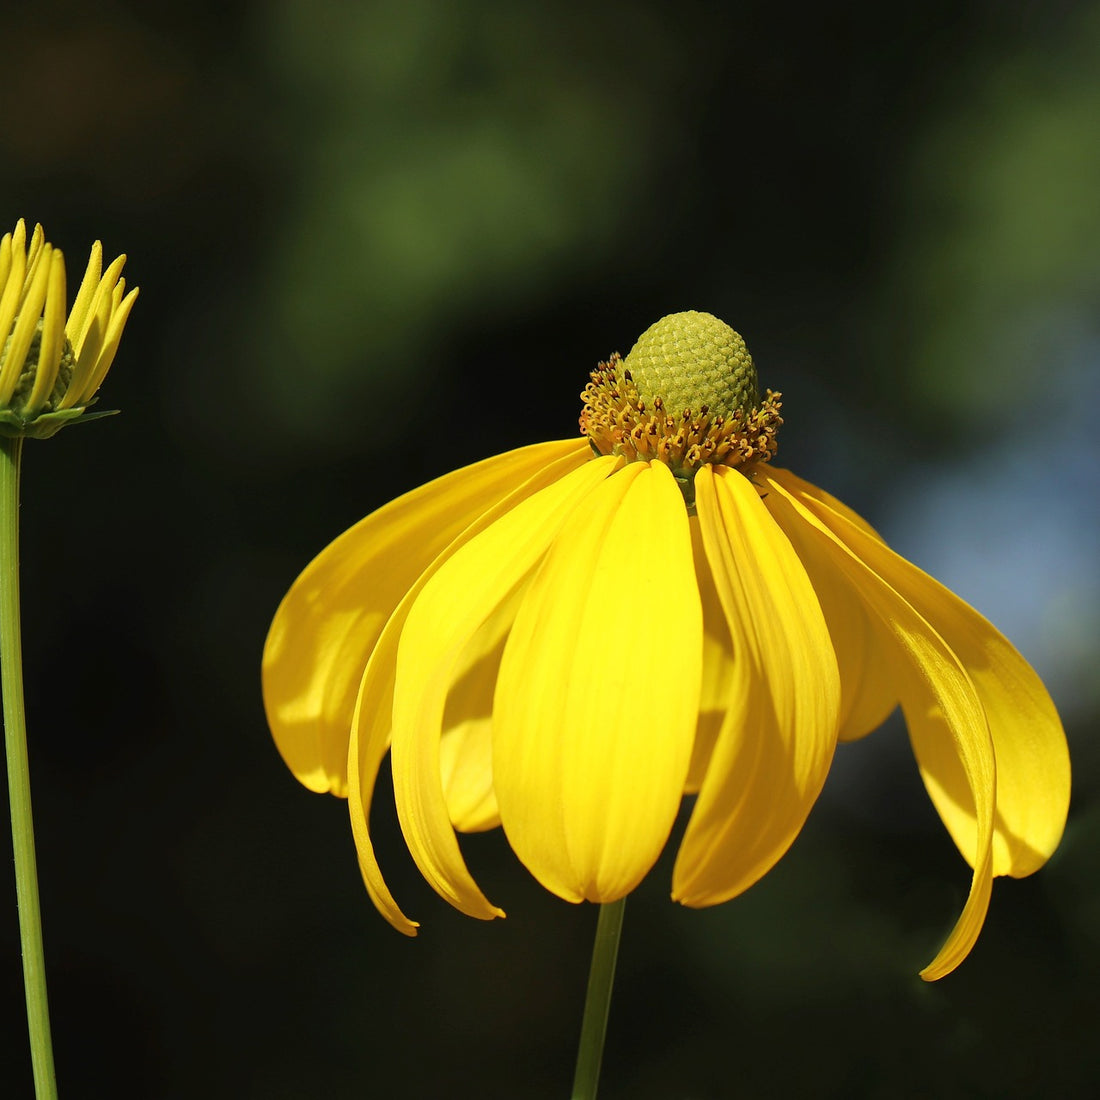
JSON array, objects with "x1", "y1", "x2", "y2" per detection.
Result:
[
  {"x1": 764, "y1": 468, "x2": 896, "y2": 741},
  {"x1": 390, "y1": 454, "x2": 622, "y2": 921},
  {"x1": 438, "y1": 584, "x2": 527, "y2": 833},
  {"x1": 684, "y1": 517, "x2": 735, "y2": 794},
  {"x1": 264, "y1": 438, "x2": 589, "y2": 795},
  {"x1": 673, "y1": 466, "x2": 840, "y2": 906},
  {"x1": 766, "y1": 470, "x2": 895, "y2": 739},
  {"x1": 347, "y1": 444, "x2": 603, "y2": 934},
  {"x1": 771, "y1": 467, "x2": 1070, "y2": 879},
  {"x1": 440, "y1": 720, "x2": 498, "y2": 832},
  {"x1": 493, "y1": 461, "x2": 702, "y2": 902},
  {"x1": 780, "y1": 468, "x2": 886, "y2": 542},
  {"x1": 829, "y1": 590, "x2": 900, "y2": 742},
  {"x1": 348, "y1": 674, "x2": 418, "y2": 936},
  {"x1": 761, "y1": 471, "x2": 995, "y2": 980}
]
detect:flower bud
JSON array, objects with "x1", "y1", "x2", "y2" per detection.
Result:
[{"x1": 0, "y1": 220, "x2": 138, "y2": 439}]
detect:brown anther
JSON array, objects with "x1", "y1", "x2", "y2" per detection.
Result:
[{"x1": 579, "y1": 354, "x2": 783, "y2": 481}]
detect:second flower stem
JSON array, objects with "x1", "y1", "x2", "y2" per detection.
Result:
[
  {"x1": 1, "y1": 435, "x2": 59, "y2": 1100},
  {"x1": 571, "y1": 897, "x2": 626, "y2": 1100}
]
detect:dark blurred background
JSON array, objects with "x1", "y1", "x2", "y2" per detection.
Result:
[{"x1": 2, "y1": 0, "x2": 1098, "y2": 1096}]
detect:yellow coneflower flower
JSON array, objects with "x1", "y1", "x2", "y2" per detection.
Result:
[
  {"x1": 262, "y1": 310, "x2": 1070, "y2": 980},
  {"x1": 0, "y1": 219, "x2": 138, "y2": 439}
]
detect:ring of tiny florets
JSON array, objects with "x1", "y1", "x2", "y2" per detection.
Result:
[{"x1": 579, "y1": 354, "x2": 783, "y2": 497}]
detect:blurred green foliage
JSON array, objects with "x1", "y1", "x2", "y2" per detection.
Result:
[
  {"x1": 251, "y1": 0, "x2": 673, "y2": 434},
  {"x1": 880, "y1": 4, "x2": 1100, "y2": 423}
]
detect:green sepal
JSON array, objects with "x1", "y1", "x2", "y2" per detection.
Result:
[
  {"x1": 0, "y1": 406, "x2": 118, "y2": 440},
  {"x1": 675, "y1": 473, "x2": 696, "y2": 510}
]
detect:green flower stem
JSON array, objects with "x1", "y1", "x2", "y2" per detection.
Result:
[
  {"x1": 571, "y1": 897, "x2": 626, "y2": 1100},
  {"x1": 1, "y1": 435, "x2": 59, "y2": 1100}
]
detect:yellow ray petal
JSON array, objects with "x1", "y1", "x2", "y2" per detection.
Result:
[
  {"x1": 776, "y1": 467, "x2": 886, "y2": 542},
  {"x1": 263, "y1": 438, "x2": 589, "y2": 795},
  {"x1": 774, "y1": 469, "x2": 1070, "y2": 879},
  {"x1": 673, "y1": 466, "x2": 840, "y2": 906},
  {"x1": 20, "y1": 224, "x2": 46, "y2": 299},
  {"x1": 350, "y1": 599, "x2": 508, "y2": 936},
  {"x1": 24, "y1": 250, "x2": 67, "y2": 415},
  {"x1": 761, "y1": 471, "x2": 995, "y2": 980},
  {"x1": 0, "y1": 242, "x2": 52, "y2": 406},
  {"x1": 68, "y1": 252, "x2": 125, "y2": 361},
  {"x1": 493, "y1": 461, "x2": 702, "y2": 902},
  {"x1": 0, "y1": 227, "x2": 28, "y2": 367},
  {"x1": 347, "y1": 444, "x2": 604, "y2": 934},
  {"x1": 438, "y1": 584, "x2": 526, "y2": 833},
  {"x1": 440, "y1": 719, "x2": 499, "y2": 833},
  {"x1": 349, "y1": 673, "x2": 418, "y2": 935},
  {"x1": 684, "y1": 515, "x2": 734, "y2": 793},
  {"x1": 64, "y1": 240, "x2": 103, "y2": 350},
  {"x1": 0, "y1": 231, "x2": 14, "y2": 291},
  {"x1": 766, "y1": 469, "x2": 896, "y2": 741},
  {"x1": 66, "y1": 283, "x2": 140, "y2": 407},
  {"x1": 390, "y1": 454, "x2": 622, "y2": 921}
]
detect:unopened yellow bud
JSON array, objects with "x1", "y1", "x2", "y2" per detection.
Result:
[{"x1": 0, "y1": 219, "x2": 137, "y2": 439}]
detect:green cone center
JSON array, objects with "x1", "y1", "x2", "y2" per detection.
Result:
[{"x1": 622, "y1": 310, "x2": 758, "y2": 417}]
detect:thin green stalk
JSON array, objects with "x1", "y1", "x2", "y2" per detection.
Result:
[
  {"x1": 1, "y1": 435, "x2": 59, "y2": 1099},
  {"x1": 571, "y1": 897, "x2": 626, "y2": 1100}
]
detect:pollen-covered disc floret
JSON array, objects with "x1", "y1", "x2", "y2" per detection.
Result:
[{"x1": 580, "y1": 311, "x2": 782, "y2": 496}]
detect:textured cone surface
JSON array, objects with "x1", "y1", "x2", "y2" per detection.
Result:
[{"x1": 623, "y1": 311, "x2": 758, "y2": 417}]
